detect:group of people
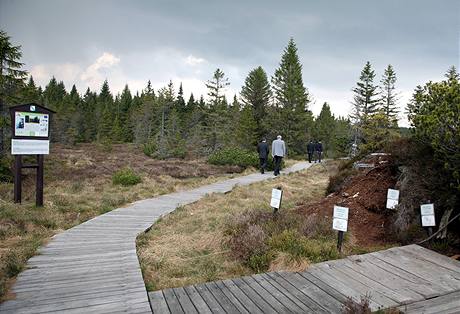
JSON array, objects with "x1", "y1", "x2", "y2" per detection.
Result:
[
  {"x1": 307, "y1": 140, "x2": 323, "y2": 163},
  {"x1": 256, "y1": 136, "x2": 324, "y2": 176}
]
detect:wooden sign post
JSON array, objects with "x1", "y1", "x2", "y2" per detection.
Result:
[
  {"x1": 332, "y1": 205, "x2": 349, "y2": 254},
  {"x1": 9, "y1": 103, "x2": 55, "y2": 207},
  {"x1": 420, "y1": 203, "x2": 436, "y2": 237},
  {"x1": 270, "y1": 187, "x2": 283, "y2": 214}
]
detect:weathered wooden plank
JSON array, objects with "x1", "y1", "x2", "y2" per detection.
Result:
[
  {"x1": 183, "y1": 285, "x2": 212, "y2": 314},
  {"x1": 371, "y1": 249, "x2": 460, "y2": 291},
  {"x1": 360, "y1": 253, "x2": 443, "y2": 298},
  {"x1": 308, "y1": 266, "x2": 384, "y2": 311},
  {"x1": 163, "y1": 288, "x2": 185, "y2": 314},
  {"x1": 240, "y1": 275, "x2": 291, "y2": 313},
  {"x1": 149, "y1": 290, "x2": 171, "y2": 314},
  {"x1": 298, "y1": 271, "x2": 349, "y2": 304},
  {"x1": 221, "y1": 279, "x2": 264, "y2": 314},
  {"x1": 193, "y1": 284, "x2": 226, "y2": 314},
  {"x1": 399, "y1": 245, "x2": 460, "y2": 274},
  {"x1": 275, "y1": 271, "x2": 341, "y2": 313},
  {"x1": 173, "y1": 287, "x2": 198, "y2": 314},
  {"x1": 251, "y1": 273, "x2": 305, "y2": 313},
  {"x1": 344, "y1": 255, "x2": 425, "y2": 303},
  {"x1": 326, "y1": 259, "x2": 415, "y2": 305},
  {"x1": 399, "y1": 290, "x2": 460, "y2": 314},
  {"x1": 214, "y1": 280, "x2": 250, "y2": 314},
  {"x1": 204, "y1": 281, "x2": 241, "y2": 313},
  {"x1": 259, "y1": 273, "x2": 315, "y2": 313},
  {"x1": 231, "y1": 277, "x2": 277, "y2": 313}
]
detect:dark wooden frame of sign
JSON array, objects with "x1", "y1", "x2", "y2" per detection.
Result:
[{"x1": 9, "y1": 103, "x2": 55, "y2": 206}]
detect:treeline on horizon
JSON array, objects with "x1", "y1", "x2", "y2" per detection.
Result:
[{"x1": 1, "y1": 32, "x2": 407, "y2": 160}]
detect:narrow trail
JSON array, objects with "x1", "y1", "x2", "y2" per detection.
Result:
[{"x1": 0, "y1": 162, "x2": 312, "y2": 314}]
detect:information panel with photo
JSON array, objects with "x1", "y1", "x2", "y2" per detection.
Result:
[{"x1": 14, "y1": 112, "x2": 49, "y2": 137}]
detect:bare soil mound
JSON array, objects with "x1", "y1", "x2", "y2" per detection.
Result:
[{"x1": 297, "y1": 156, "x2": 397, "y2": 247}]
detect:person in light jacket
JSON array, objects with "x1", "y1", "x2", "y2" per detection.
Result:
[
  {"x1": 257, "y1": 138, "x2": 269, "y2": 174},
  {"x1": 271, "y1": 135, "x2": 286, "y2": 176}
]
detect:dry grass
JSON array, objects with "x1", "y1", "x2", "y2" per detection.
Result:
[
  {"x1": 137, "y1": 162, "x2": 338, "y2": 291},
  {"x1": 0, "y1": 144, "x2": 264, "y2": 301}
]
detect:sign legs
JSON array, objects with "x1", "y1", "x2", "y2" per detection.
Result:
[
  {"x1": 14, "y1": 155, "x2": 22, "y2": 203},
  {"x1": 337, "y1": 231, "x2": 344, "y2": 254},
  {"x1": 36, "y1": 154, "x2": 44, "y2": 207}
]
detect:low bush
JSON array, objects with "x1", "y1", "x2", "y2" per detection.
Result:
[
  {"x1": 112, "y1": 168, "x2": 142, "y2": 186},
  {"x1": 208, "y1": 148, "x2": 259, "y2": 168},
  {"x1": 224, "y1": 207, "x2": 339, "y2": 271},
  {"x1": 326, "y1": 168, "x2": 357, "y2": 194},
  {"x1": 208, "y1": 147, "x2": 284, "y2": 170}
]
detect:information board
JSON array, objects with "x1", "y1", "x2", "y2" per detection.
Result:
[{"x1": 14, "y1": 111, "x2": 49, "y2": 137}]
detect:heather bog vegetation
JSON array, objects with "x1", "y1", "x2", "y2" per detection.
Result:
[
  {"x1": 137, "y1": 162, "x2": 380, "y2": 291},
  {"x1": 0, "y1": 143, "x2": 251, "y2": 300}
]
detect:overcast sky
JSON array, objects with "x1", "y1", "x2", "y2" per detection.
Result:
[{"x1": 1, "y1": 0, "x2": 459, "y2": 126}]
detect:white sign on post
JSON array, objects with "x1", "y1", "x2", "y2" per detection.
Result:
[
  {"x1": 386, "y1": 189, "x2": 400, "y2": 209},
  {"x1": 270, "y1": 189, "x2": 283, "y2": 209},
  {"x1": 332, "y1": 205, "x2": 349, "y2": 232},
  {"x1": 420, "y1": 204, "x2": 435, "y2": 227},
  {"x1": 11, "y1": 139, "x2": 49, "y2": 155}
]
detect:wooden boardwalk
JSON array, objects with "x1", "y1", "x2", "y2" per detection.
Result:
[
  {"x1": 0, "y1": 162, "x2": 312, "y2": 314},
  {"x1": 149, "y1": 245, "x2": 460, "y2": 313}
]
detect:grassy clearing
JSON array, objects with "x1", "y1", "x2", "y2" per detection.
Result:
[
  {"x1": 137, "y1": 162, "x2": 342, "y2": 291},
  {"x1": 0, "y1": 145, "x2": 263, "y2": 300}
]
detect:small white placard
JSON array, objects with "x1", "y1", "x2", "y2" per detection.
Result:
[
  {"x1": 11, "y1": 139, "x2": 49, "y2": 155},
  {"x1": 270, "y1": 198, "x2": 281, "y2": 209},
  {"x1": 386, "y1": 198, "x2": 399, "y2": 209},
  {"x1": 421, "y1": 215, "x2": 436, "y2": 227},
  {"x1": 420, "y1": 204, "x2": 434, "y2": 216},
  {"x1": 333, "y1": 218, "x2": 348, "y2": 232},
  {"x1": 387, "y1": 189, "x2": 400, "y2": 200},
  {"x1": 333, "y1": 206, "x2": 349, "y2": 220},
  {"x1": 270, "y1": 188, "x2": 282, "y2": 209},
  {"x1": 271, "y1": 189, "x2": 282, "y2": 200}
]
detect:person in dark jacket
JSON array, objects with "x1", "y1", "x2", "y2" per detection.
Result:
[
  {"x1": 257, "y1": 138, "x2": 269, "y2": 174},
  {"x1": 315, "y1": 140, "x2": 323, "y2": 163},
  {"x1": 307, "y1": 140, "x2": 315, "y2": 163}
]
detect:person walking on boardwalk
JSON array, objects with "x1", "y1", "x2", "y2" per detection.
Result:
[
  {"x1": 257, "y1": 138, "x2": 269, "y2": 174},
  {"x1": 271, "y1": 135, "x2": 286, "y2": 176},
  {"x1": 307, "y1": 140, "x2": 315, "y2": 163},
  {"x1": 315, "y1": 140, "x2": 323, "y2": 163}
]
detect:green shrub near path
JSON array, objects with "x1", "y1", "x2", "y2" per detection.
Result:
[
  {"x1": 112, "y1": 168, "x2": 142, "y2": 186},
  {"x1": 208, "y1": 147, "x2": 283, "y2": 170}
]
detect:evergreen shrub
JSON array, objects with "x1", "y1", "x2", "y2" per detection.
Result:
[
  {"x1": 112, "y1": 168, "x2": 142, "y2": 186},
  {"x1": 208, "y1": 147, "x2": 283, "y2": 170},
  {"x1": 208, "y1": 148, "x2": 258, "y2": 168}
]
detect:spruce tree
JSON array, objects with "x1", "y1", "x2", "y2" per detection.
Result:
[
  {"x1": 22, "y1": 76, "x2": 41, "y2": 103},
  {"x1": 97, "y1": 80, "x2": 114, "y2": 140},
  {"x1": 350, "y1": 61, "x2": 380, "y2": 128},
  {"x1": 313, "y1": 103, "x2": 335, "y2": 154},
  {"x1": 271, "y1": 38, "x2": 312, "y2": 155},
  {"x1": 0, "y1": 30, "x2": 27, "y2": 156},
  {"x1": 241, "y1": 66, "x2": 271, "y2": 140},
  {"x1": 206, "y1": 68, "x2": 229, "y2": 107},
  {"x1": 380, "y1": 64, "x2": 399, "y2": 127},
  {"x1": 119, "y1": 84, "x2": 133, "y2": 141}
]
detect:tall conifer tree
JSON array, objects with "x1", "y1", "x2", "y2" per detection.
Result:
[
  {"x1": 271, "y1": 38, "x2": 312, "y2": 154},
  {"x1": 380, "y1": 64, "x2": 399, "y2": 127}
]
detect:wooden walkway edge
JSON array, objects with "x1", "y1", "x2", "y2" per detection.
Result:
[
  {"x1": 0, "y1": 162, "x2": 313, "y2": 314},
  {"x1": 149, "y1": 244, "x2": 460, "y2": 313}
]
